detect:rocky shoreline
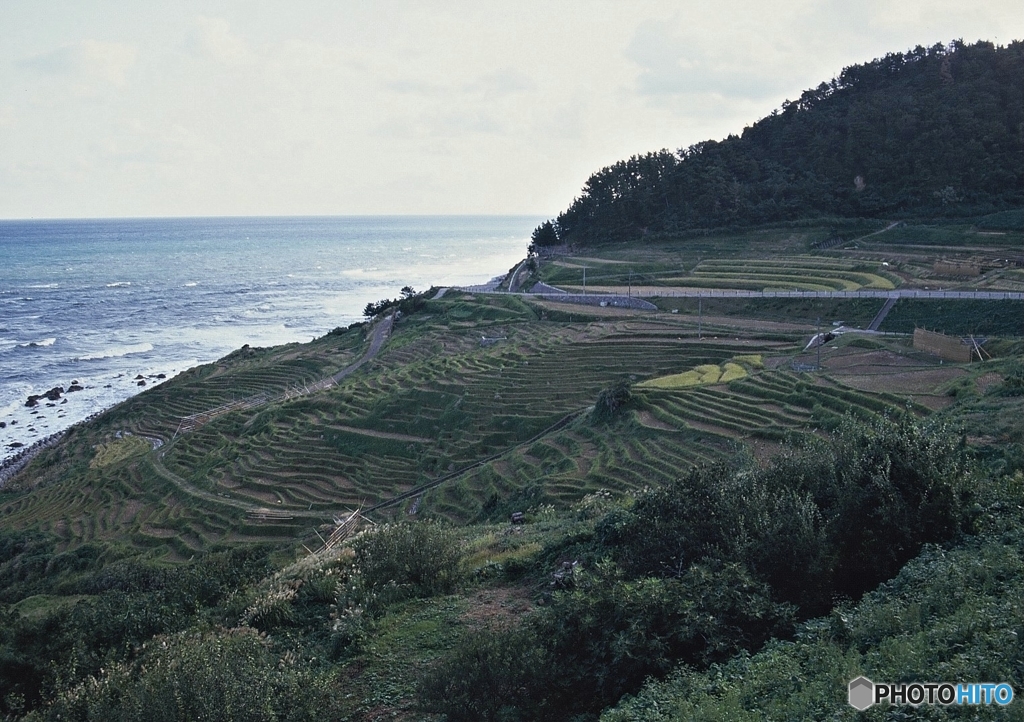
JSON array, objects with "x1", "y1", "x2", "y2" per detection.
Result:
[
  {"x1": 2, "y1": 370, "x2": 176, "y2": 462},
  {"x1": 0, "y1": 430, "x2": 68, "y2": 489}
]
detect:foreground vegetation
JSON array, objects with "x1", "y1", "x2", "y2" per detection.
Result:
[
  {"x1": 3, "y1": 35, "x2": 1024, "y2": 720},
  {"x1": 1, "y1": 262, "x2": 1021, "y2": 719}
]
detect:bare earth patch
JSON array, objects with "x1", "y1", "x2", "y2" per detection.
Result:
[
  {"x1": 461, "y1": 585, "x2": 536, "y2": 628},
  {"x1": 749, "y1": 438, "x2": 785, "y2": 464},
  {"x1": 912, "y1": 395, "x2": 956, "y2": 411},
  {"x1": 976, "y1": 372, "x2": 1004, "y2": 394},
  {"x1": 831, "y1": 367, "x2": 966, "y2": 395},
  {"x1": 117, "y1": 499, "x2": 144, "y2": 524},
  {"x1": 822, "y1": 348, "x2": 930, "y2": 370},
  {"x1": 683, "y1": 417, "x2": 744, "y2": 438},
  {"x1": 637, "y1": 410, "x2": 679, "y2": 432}
]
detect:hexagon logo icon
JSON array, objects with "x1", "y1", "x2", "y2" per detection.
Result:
[{"x1": 849, "y1": 676, "x2": 874, "y2": 710}]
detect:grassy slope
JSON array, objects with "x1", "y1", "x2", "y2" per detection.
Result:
[{"x1": 1, "y1": 219, "x2": 1022, "y2": 719}]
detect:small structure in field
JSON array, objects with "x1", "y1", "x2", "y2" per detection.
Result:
[
  {"x1": 913, "y1": 328, "x2": 972, "y2": 363},
  {"x1": 933, "y1": 261, "x2": 981, "y2": 277}
]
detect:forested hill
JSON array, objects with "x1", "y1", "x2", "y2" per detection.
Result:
[{"x1": 545, "y1": 40, "x2": 1024, "y2": 246}]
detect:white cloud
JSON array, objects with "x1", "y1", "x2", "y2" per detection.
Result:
[
  {"x1": 79, "y1": 40, "x2": 138, "y2": 87},
  {"x1": 15, "y1": 46, "x2": 78, "y2": 75},
  {"x1": 0, "y1": 1, "x2": 1022, "y2": 218},
  {"x1": 195, "y1": 16, "x2": 253, "y2": 66},
  {"x1": 464, "y1": 68, "x2": 535, "y2": 98},
  {"x1": 15, "y1": 40, "x2": 136, "y2": 87},
  {"x1": 626, "y1": 20, "x2": 788, "y2": 100}
]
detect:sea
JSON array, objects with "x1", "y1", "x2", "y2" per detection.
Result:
[{"x1": 0, "y1": 216, "x2": 537, "y2": 462}]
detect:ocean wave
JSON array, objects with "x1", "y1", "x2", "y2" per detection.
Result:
[
  {"x1": 16, "y1": 337, "x2": 57, "y2": 348},
  {"x1": 105, "y1": 282, "x2": 132, "y2": 288},
  {"x1": 340, "y1": 268, "x2": 385, "y2": 279},
  {"x1": 76, "y1": 342, "x2": 154, "y2": 361},
  {"x1": 184, "y1": 282, "x2": 198, "y2": 287},
  {"x1": 27, "y1": 283, "x2": 59, "y2": 289}
]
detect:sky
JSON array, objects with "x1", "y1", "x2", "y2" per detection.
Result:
[{"x1": 1, "y1": 1, "x2": 1022, "y2": 219}]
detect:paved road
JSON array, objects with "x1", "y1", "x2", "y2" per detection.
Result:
[
  {"x1": 501, "y1": 288, "x2": 1024, "y2": 300},
  {"x1": 330, "y1": 312, "x2": 394, "y2": 383}
]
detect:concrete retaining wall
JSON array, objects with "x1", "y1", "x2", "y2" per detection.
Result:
[{"x1": 533, "y1": 293, "x2": 658, "y2": 310}]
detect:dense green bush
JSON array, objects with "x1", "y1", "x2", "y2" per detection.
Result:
[
  {"x1": 591, "y1": 381, "x2": 635, "y2": 422},
  {"x1": 535, "y1": 562, "x2": 794, "y2": 715},
  {"x1": 997, "y1": 360, "x2": 1024, "y2": 397},
  {"x1": 602, "y1": 535, "x2": 1024, "y2": 720},
  {"x1": 350, "y1": 521, "x2": 463, "y2": 612},
  {"x1": 419, "y1": 626, "x2": 550, "y2": 722},
  {"x1": 29, "y1": 627, "x2": 343, "y2": 722},
  {"x1": 419, "y1": 415, "x2": 978, "y2": 720},
  {"x1": 0, "y1": 547, "x2": 274, "y2": 718},
  {"x1": 604, "y1": 415, "x2": 972, "y2": 613}
]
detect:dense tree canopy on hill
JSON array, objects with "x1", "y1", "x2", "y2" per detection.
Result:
[{"x1": 548, "y1": 40, "x2": 1024, "y2": 245}]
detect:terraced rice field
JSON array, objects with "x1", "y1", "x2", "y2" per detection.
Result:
[
  {"x1": 684, "y1": 257, "x2": 896, "y2": 291},
  {"x1": 101, "y1": 330, "x2": 367, "y2": 441},
  {"x1": 160, "y1": 306, "x2": 772, "y2": 520},
  {"x1": 420, "y1": 363, "x2": 922, "y2": 521},
  {"x1": 0, "y1": 437, "x2": 266, "y2": 557},
  {"x1": 540, "y1": 255, "x2": 896, "y2": 293},
  {"x1": 0, "y1": 329, "x2": 369, "y2": 554},
  {"x1": 0, "y1": 291, "x2": 935, "y2": 551}
]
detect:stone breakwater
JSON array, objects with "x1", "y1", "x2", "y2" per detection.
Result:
[{"x1": 0, "y1": 430, "x2": 68, "y2": 488}]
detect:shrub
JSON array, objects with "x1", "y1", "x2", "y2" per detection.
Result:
[
  {"x1": 601, "y1": 415, "x2": 973, "y2": 614},
  {"x1": 996, "y1": 360, "x2": 1024, "y2": 396},
  {"x1": 36, "y1": 628, "x2": 274, "y2": 721},
  {"x1": 33, "y1": 627, "x2": 343, "y2": 722},
  {"x1": 351, "y1": 522, "x2": 463, "y2": 612},
  {"x1": 535, "y1": 561, "x2": 794, "y2": 714},
  {"x1": 592, "y1": 380, "x2": 634, "y2": 422},
  {"x1": 418, "y1": 626, "x2": 549, "y2": 722}
]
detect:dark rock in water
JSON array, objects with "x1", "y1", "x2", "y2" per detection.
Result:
[
  {"x1": 71, "y1": 379, "x2": 79, "y2": 385},
  {"x1": 0, "y1": 421, "x2": 5, "y2": 428},
  {"x1": 137, "y1": 379, "x2": 146, "y2": 386},
  {"x1": 155, "y1": 373, "x2": 166, "y2": 379},
  {"x1": 67, "y1": 384, "x2": 84, "y2": 393},
  {"x1": 8, "y1": 442, "x2": 23, "y2": 449},
  {"x1": 134, "y1": 374, "x2": 144, "y2": 380},
  {"x1": 9, "y1": 420, "x2": 16, "y2": 425},
  {"x1": 60, "y1": 399, "x2": 68, "y2": 404},
  {"x1": 26, "y1": 386, "x2": 64, "y2": 407},
  {"x1": 104, "y1": 384, "x2": 112, "y2": 388}
]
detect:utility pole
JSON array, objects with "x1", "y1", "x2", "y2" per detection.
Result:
[
  {"x1": 816, "y1": 316, "x2": 822, "y2": 370},
  {"x1": 582, "y1": 266, "x2": 587, "y2": 296},
  {"x1": 698, "y1": 293, "x2": 703, "y2": 340},
  {"x1": 628, "y1": 269, "x2": 632, "y2": 299}
]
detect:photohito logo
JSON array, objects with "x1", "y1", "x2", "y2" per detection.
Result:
[{"x1": 848, "y1": 676, "x2": 1014, "y2": 710}]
